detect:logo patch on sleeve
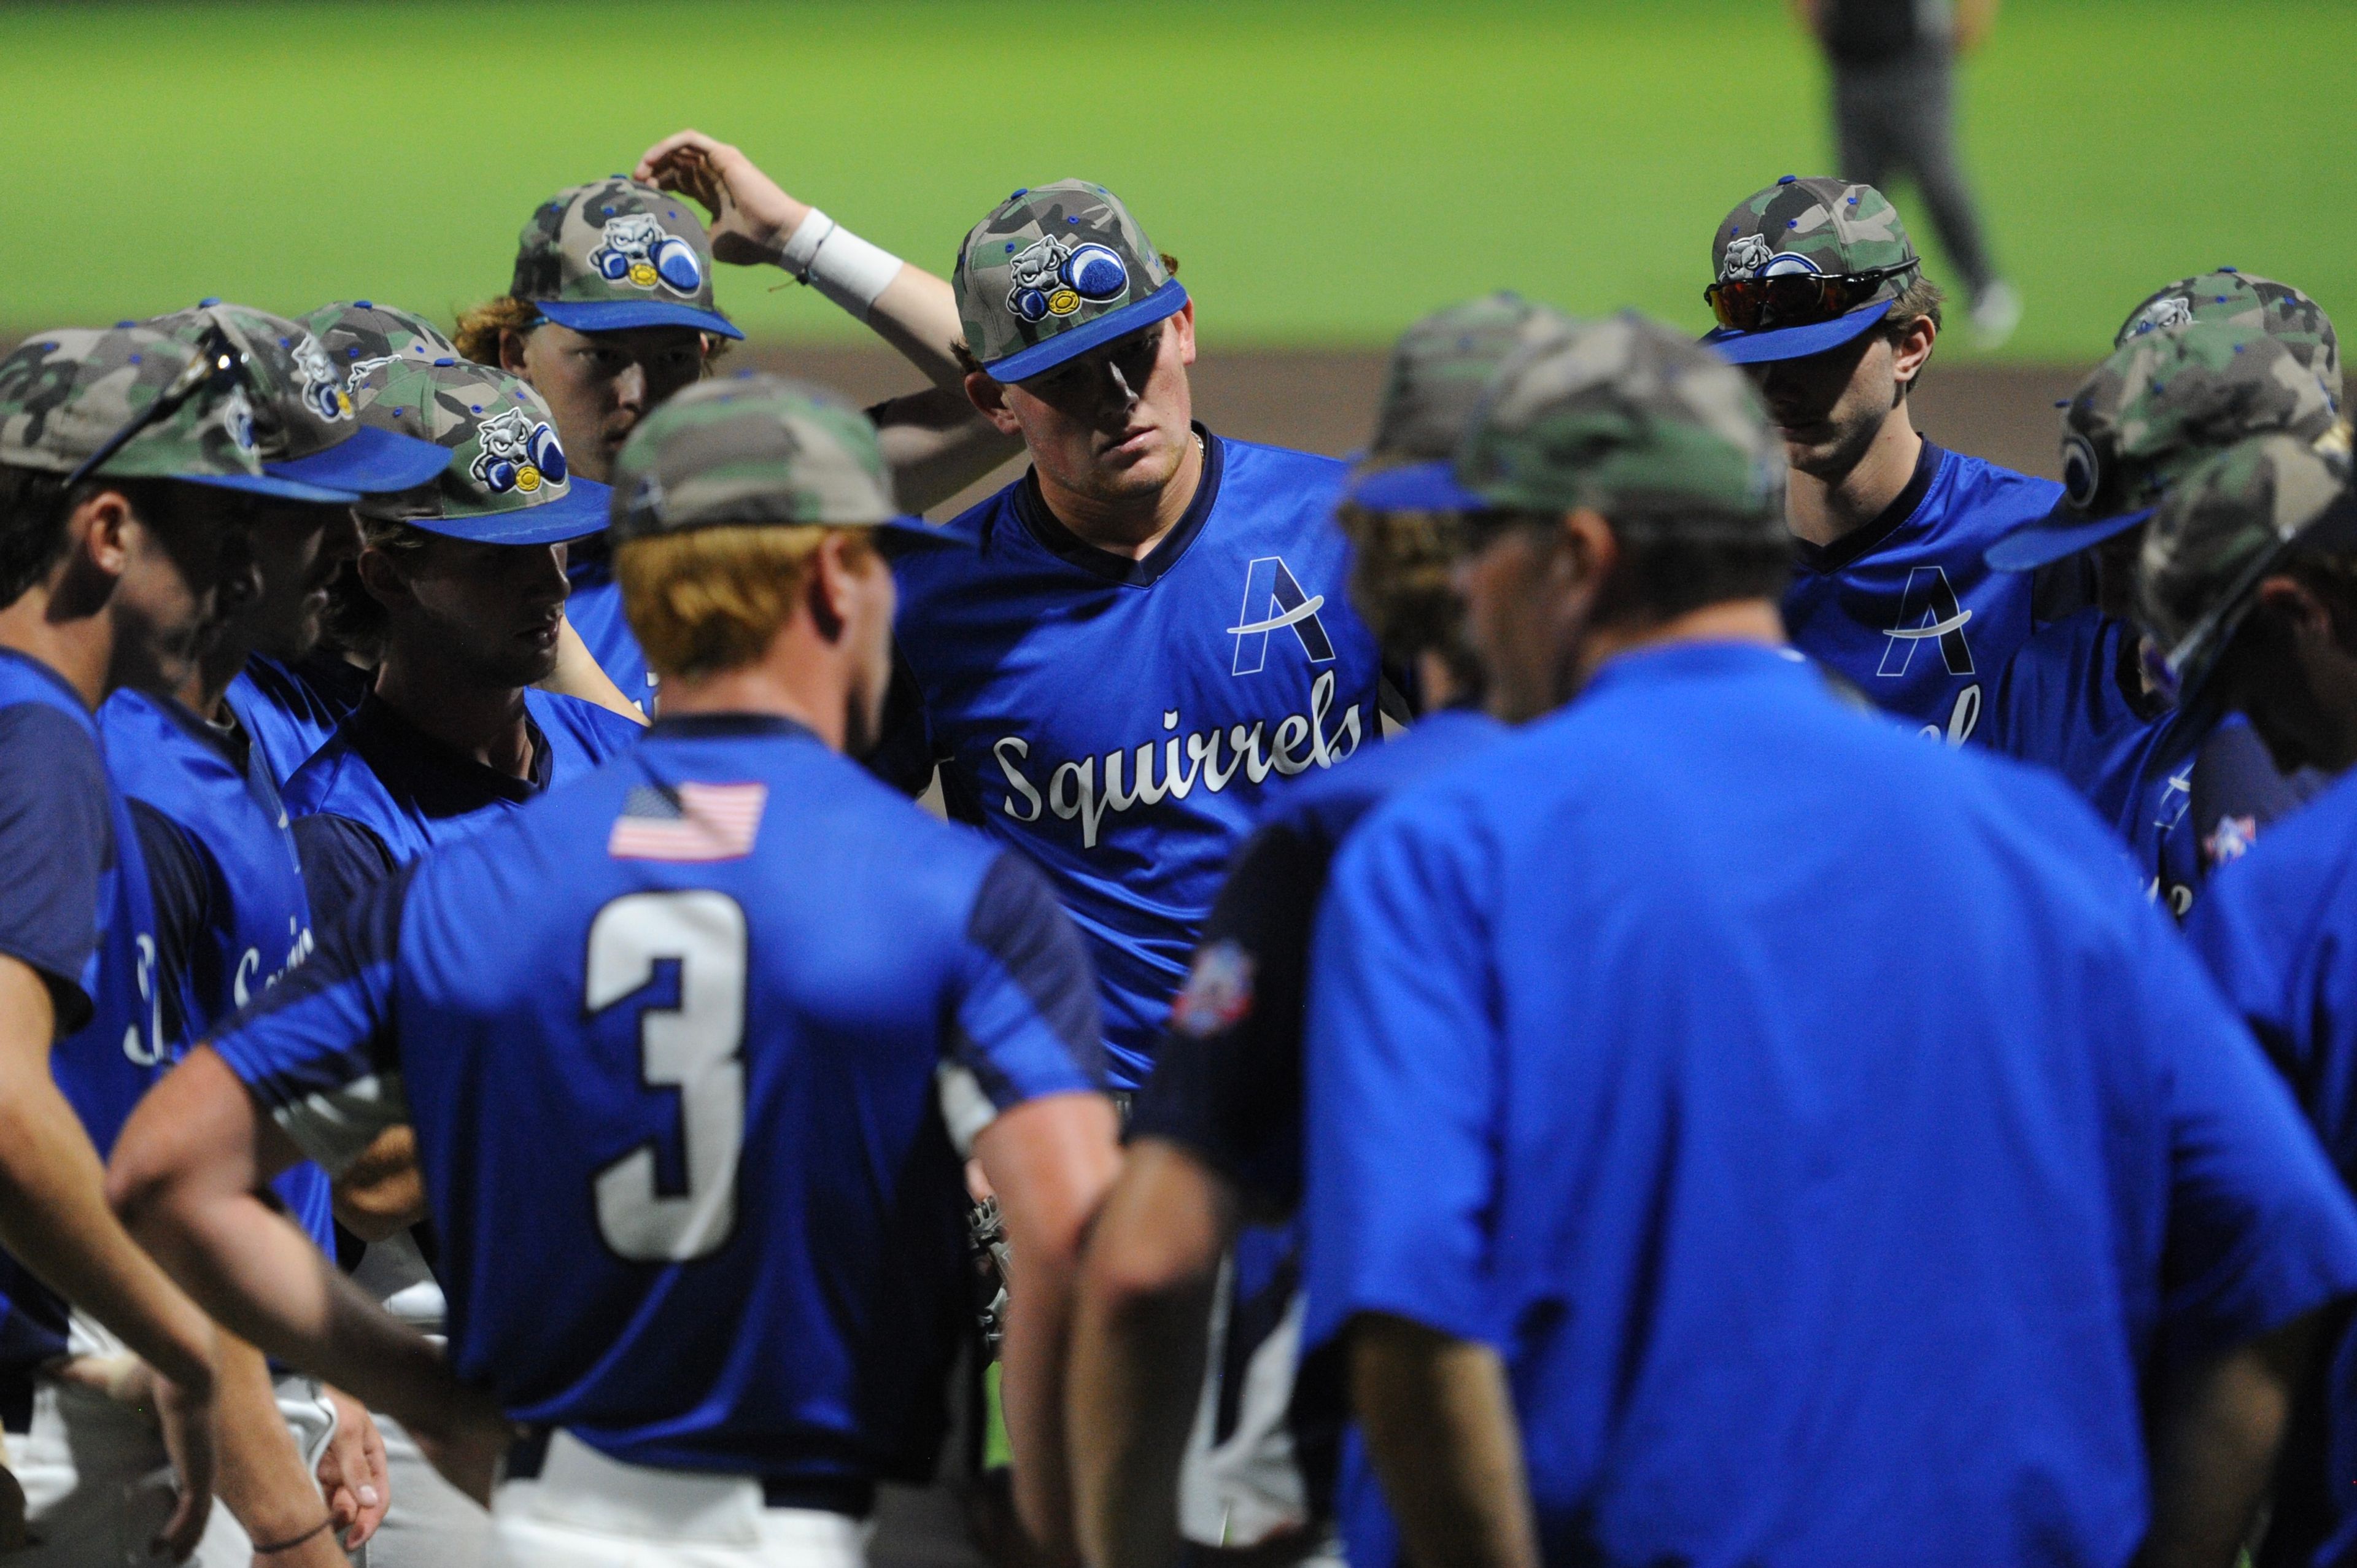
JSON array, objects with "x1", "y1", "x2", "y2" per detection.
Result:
[{"x1": 1169, "y1": 940, "x2": 1256, "y2": 1038}]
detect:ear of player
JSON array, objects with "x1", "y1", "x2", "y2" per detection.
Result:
[
  {"x1": 1352, "y1": 311, "x2": 1787, "y2": 533},
  {"x1": 606, "y1": 373, "x2": 964, "y2": 555}
]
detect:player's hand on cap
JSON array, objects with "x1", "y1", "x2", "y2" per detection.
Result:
[
  {"x1": 407, "y1": 1385, "x2": 514, "y2": 1507},
  {"x1": 316, "y1": 1386, "x2": 390, "y2": 1550},
  {"x1": 636, "y1": 129, "x2": 814, "y2": 268}
]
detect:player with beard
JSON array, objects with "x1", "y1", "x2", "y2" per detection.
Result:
[
  {"x1": 99, "y1": 303, "x2": 444, "y2": 1562},
  {"x1": 278, "y1": 354, "x2": 637, "y2": 1568},
  {"x1": 1701, "y1": 176, "x2": 2075, "y2": 746}
]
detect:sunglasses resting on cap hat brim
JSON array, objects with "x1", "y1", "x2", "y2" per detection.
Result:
[
  {"x1": 535, "y1": 299, "x2": 746, "y2": 341},
  {"x1": 984, "y1": 280, "x2": 1189, "y2": 384},
  {"x1": 1983, "y1": 503, "x2": 2156, "y2": 573},
  {"x1": 268, "y1": 422, "x2": 452, "y2": 496},
  {"x1": 1701, "y1": 298, "x2": 1895, "y2": 366},
  {"x1": 402, "y1": 477, "x2": 614, "y2": 546}
]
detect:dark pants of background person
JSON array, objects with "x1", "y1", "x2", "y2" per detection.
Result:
[{"x1": 1832, "y1": 41, "x2": 1997, "y2": 298}]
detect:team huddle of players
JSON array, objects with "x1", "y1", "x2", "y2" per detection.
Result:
[{"x1": 0, "y1": 127, "x2": 2353, "y2": 1568}]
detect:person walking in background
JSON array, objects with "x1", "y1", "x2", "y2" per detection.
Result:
[{"x1": 1792, "y1": 0, "x2": 2021, "y2": 350}]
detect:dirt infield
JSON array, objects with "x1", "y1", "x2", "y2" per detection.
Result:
[{"x1": 745, "y1": 344, "x2": 2090, "y2": 520}]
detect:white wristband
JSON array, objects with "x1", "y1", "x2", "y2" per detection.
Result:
[{"x1": 776, "y1": 207, "x2": 904, "y2": 323}]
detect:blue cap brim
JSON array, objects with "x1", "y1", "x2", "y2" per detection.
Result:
[
  {"x1": 1701, "y1": 299, "x2": 1894, "y2": 366},
  {"x1": 266, "y1": 423, "x2": 451, "y2": 496},
  {"x1": 179, "y1": 469, "x2": 362, "y2": 505},
  {"x1": 1345, "y1": 459, "x2": 1491, "y2": 514},
  {"x1": 985, "y1": 280, "x2": 1190, "y2": 384},
  {"x1": 873, "y1": 516, "x2": 971, "y2": 557},
  {"x1": 536, "y1": 299, "x2": 746, "y2": 341},
  {"x1": 405, "y1": 477, "x2": 614, "y2": 546},
  {"x1": 1984, "y1": 504, "x2": 2155, "y2": 573}
]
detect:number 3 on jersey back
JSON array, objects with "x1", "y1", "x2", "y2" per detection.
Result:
[{"x1": 587, "y1": 890, "x2": 748, "y2": 1262}]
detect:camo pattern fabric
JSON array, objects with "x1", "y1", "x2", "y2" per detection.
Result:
[
  {"x1": 1363, "y1": 293, "x2": 1574, "y2": 468},
  {"x1": 352, "y1": 357, "x2": 575, "y2": 519},
  {"x1": 2057, "y1": 321, "x2": 2339, "y2": 519},
  {"x1": 608, "y1": 373, "x2": 900, "y2": 541},
  {"x1": 953, "y1": 180, "x2": 1175, "y2": 370},
  {"x1": 2113, "y1": 270, "x2": 2340, "y2": 404},
  {"x1": 510, "y1": 177, "x2": 725, "y2": 313},
  {"x1": 303, "y1": 301, "x2": 459, "y2": 398},
  {"x1": 1709, "y1": 176, "x2": 1918, "y2": 296},
  {"x1": 0, "y1": 324, "x2": 265, "y2": 481},
  {"x1": 1454, "y1": 311, "x2": 1786, "y2": 530},
  {"x1": 2135, "y1": 432, "x2": 2355, "y2": 692},
  {"x1": 151, "y1": 302, "x2": 355, "y2": 463}
]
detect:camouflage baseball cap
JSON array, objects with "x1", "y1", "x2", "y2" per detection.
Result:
[
  {"x1": 608, "y1": 373, "x2": 959, "y2": 555},
  {"x1": 1701, "y1": 177, "x2": 1921, "y2": 365},
  {"x1": 351, "y1": 357, "x2": 609, "y2": 544},
  {"x1": 953, "y1": 181, "x2": 1188, "y2": 382},
  {"x1": 152, "y1": 302, "x2": 447, "y2": 498},
  {"x1": 510, "y1": 177, "x2": 743, "y2": 340},
  {"x1": 1987, "y1": 322, "x2": 2339, "y2": 571},
  {"x1": 303, "y1": 301, "x2": 459, "y2": 400},
  {"x1": 2135, "y1": 433, "x2": 2356, "y2": 705},
  {"x1": 0, "y1": 324, "x2": 320, "y2": 499},
  {"x1": 1349, "y1": 293, "x2": 1573, "y2": 480},
  {"x1": 1352, "y1": 311, "x2": 1786, "y2": 531},
  {"x1": 2115, "y1": 269, "x2": 2340, "y2": 405}
]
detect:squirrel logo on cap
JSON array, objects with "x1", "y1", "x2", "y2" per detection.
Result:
[
  {"x1": 1719, "y1": 234, "x2": 1777, "y2": 283},
  {"x1": 470, "y1": 406, "x2": 568, "y2": 495},
  {"x1": 1005, "y1": 233, "x2": 1129, "y2": 323},
  {"x1": 288, "y1": 334, "x2": 353, "y2": 423},
  {"x1": 589, "y1": 214, "x2": 703, "y2": 295}
]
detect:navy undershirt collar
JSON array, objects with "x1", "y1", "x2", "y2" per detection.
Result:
[
  {"x1": 347, "y1": 690, "x2": 548, "y2": 808},
  {"x1": 648, "y1": 712, "x2": 818, "y2": 744},
  {"x1": 1794, "y1": 437, "x2": 1944, "y2": 575},
  {"x1": 1012, "y1": 422, "x2": 1225, "y2": 587}
]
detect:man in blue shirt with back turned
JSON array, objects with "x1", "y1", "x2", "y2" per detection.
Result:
[
  {"x1": 1701, "y1": 176, "x2": 2078, "y2": 744},
  {"x1": 882, "y1": 180, "x2": 1389, "y2": 1093},
  {"x1": 109, "y1": 376, "x2": 1120, "y2": 1568},
  {"x1": 1298, "y1": 312, "x2": 2357, "y2": 1568}
]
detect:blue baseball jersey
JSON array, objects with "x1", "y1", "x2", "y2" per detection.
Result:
[
  {"x1": 890, "y1": 430, "x2": 1386, "y2": 1089},
  {"x1": 1784, "y1": 438, "x2": 2069, "y2": 745},
  {"x1": 225, "y1": 652, "x2": 371, "y2": 789},
  {"x1": 565, "y1": 549, "x2": 657, "y2": 714},
  {"x1": 2186, "y1": 768, "x2": 2357, "y2": 1568},
  {"x1": 211, "y1": 714, "x2": 1104, "y2": 1483},
  {"x1": 1987, "y1": 608, "x2": 2316, "y2": 918},
  {"x1": 101, "y1": 689, "x2": 334, "y2": 1252},
  {"x1": 0, "y1": 651, "x2": 169, "y2": 1378},
  {"x1": 1302, "y1": 641, "x2": 2357, "y2": 1568},
  {"x1": 285, "y1": 687, "x2": 643, "y2": 930},
  {"x1": 1129, "y1": 706, "x2": 1503, "y2": 1550}
]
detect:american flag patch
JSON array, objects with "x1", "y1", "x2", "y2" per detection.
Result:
[{"x1": 608, "y1": 782, "x2": 768, "y2": 862}]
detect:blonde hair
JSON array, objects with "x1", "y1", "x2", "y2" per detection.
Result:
[
  {"x1": 1333, "y1": 502, "x2": 1483, "y2": 698},
  {"x1": 451, "y1": 296, "x2": 735, "y2": 370},
  {"x1": 616, "y1": 524, "x2": 874, "y2": 682}
]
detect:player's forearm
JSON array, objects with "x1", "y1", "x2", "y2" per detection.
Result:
[
  {"x1": 873, "y1": 386, "x2": 1025, "y2": 512},
  {"x1": 858, "y1": 264, "x2": 972, "y2": 391},
  {"x1": 210, "y1": 1332, "x2": 342, "y2": 1562},
  {"x1": 0, "y1": 1077, "x2": 215, "y2": 1394},
  {"x1": 2137, "y1": 1313, "x2": 2313, "y2": 1568},
  {"x1": 1004, "y1": 1241, "x2": 1087, "y2": 1563},
  {"x1": 1352, "y1": 1314, "x2": 1540, "y2": 1568},
  {"x1": 1069, "y1": 1143, "x2": 1236, "y2": 1568}
]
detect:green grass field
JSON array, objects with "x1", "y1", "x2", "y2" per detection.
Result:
[{"x1": 1, "y1": 0, "x2": 2350, "y2": 358}]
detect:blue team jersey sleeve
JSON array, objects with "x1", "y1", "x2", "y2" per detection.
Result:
[
  {"x1": 2142, "y1": 909, "x2": 2357, "y2": 1367},
  {"x1": 291, "y1": 812, "x2": 397, "y2": 936},
  {"x1": 0, "y1": 703, "x2": 110, "y2": 1030},
  {"x1": 1300, "y1": 800, "x2": 1499, "y2": 1353},
  {"x1": 937, "y1": 851, "x2": 1106, "y2": 1155},
  {"x1": 210, "y1": 860, "x2": 417, "y2": 1176}
]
